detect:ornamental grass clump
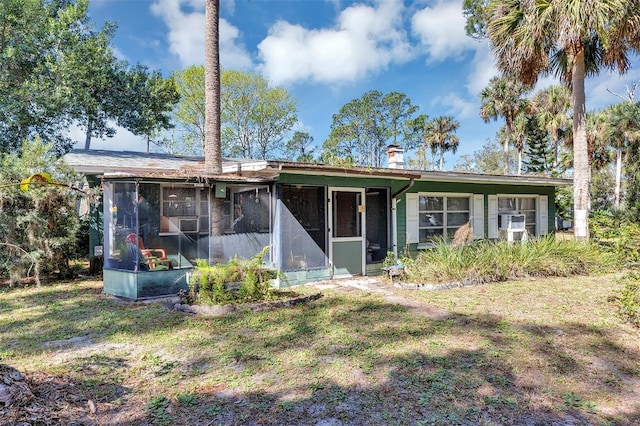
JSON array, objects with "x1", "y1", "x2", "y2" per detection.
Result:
[
  {"x1": 402, "y1": 236, "x2": 610, "y2": 285},
  {"x1": 188, "y1": 246, "x2": 278, "y2": 305}
]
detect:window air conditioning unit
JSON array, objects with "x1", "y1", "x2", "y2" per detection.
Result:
[{"x1": 499, "y1": 214, "x2": 526, "y2": 231}]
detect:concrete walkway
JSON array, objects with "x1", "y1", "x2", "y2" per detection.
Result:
[{"x1": 305, "y1": 276, "x2": 451, "y2": 320}]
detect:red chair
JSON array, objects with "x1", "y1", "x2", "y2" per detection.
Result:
[{"x1": 126, "y1": 233, "x2": 172, "y2": 270}]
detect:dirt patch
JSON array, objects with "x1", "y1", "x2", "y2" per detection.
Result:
[
  {"x1": 166, "y1": 292, "x2": 323, "y2": 316},
  {"x1": 306, "y1": 277, "x2": 451, "y2": 320},
  {"x1": 1, "y1": 364, "x2": 97, "y2": 426}
]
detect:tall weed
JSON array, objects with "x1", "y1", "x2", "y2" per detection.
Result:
[
  {"x1": 610, "y1": 272, "x2": 640, "y2": 327},
  {"x1": 591, "y1": 210, "x2": 640, "y2": 264}
]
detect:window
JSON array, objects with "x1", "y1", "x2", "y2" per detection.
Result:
[
  {"x1": 160, "y1": 186, "x2": 206, "y2": 234},
  {"x1": 418, "y1": 195, "x2": 470, "y2": 243},
  {"x1": 498, "y1": 196, "x2": 536, "y2": 235}
]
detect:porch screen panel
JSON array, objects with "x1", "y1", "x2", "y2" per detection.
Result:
[
  {"x1": 333, "y1": 191, "x2": 361, "y2": 238},
  {"x1": 277, "y1": 185, "x2": 328, "y2": 271},
  {"x1": 211, "y1": 185, "x2": 271, "y2": 263},
  {"x1": 365, "y1": 188, "x2": 388, "y2": 263}
]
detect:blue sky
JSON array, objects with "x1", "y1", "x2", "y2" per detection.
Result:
[{"x1": 77, "y1": 0, "x2": 640, "y2": 169}]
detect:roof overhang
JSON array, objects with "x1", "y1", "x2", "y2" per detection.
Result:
[
  {"x1": 265, "y1": 161, "x2": 571, "y2": 187},
  {"x1": 62, "y1": 150, "x2": 572, "y2": 188}
]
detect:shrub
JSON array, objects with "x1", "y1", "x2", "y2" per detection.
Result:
[
  {"x1": 188, "y1": 246, "x2": 279, "y2": 305},
  {"x1": 591, "y1": 210, "x2": 640, "y2": 264},
  {"x1": 610, "y1": 272, "x2": 640, "y2": 327},
  {"x1": 401, "y1": 236, "x2": 610, "y2": 285}
]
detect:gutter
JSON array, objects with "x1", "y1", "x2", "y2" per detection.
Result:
[{"x1": 391, "y1": 178, "x2": 415, "y2": 260}]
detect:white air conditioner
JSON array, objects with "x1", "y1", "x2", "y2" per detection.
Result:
[{"x1": 499, "y1": 214, "x2": 526, "y2": 231}]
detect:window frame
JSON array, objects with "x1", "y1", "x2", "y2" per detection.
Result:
[
  {"x1": 159, "y1": 185, "x2": 208, "y2": 235},
  {"x1": 496, "y1": 194, "x2": 538, "y2": 236},
  {"x1": 417, "y1": 192, "x2": 472, "y2": 244}
]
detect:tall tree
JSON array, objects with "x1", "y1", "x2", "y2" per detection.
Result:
[
  {"x1": 323, "y1": 90, "x2": 420, "y2": 167},
  {"x1": 603, "y1": 101, "x2": 640, "y2": 207},
  {"x1": 479, "y1": 76, "x2": 531, "y2": 175},
  {"x1": 0, "y1": 0, "x2": 108, "y2": 154},
  {"x1": 522, "y1": 115, "x2": 555, "y2": 175},
  {"x1": 455, "y1": 140, "x2": 516, "y2": 174},
  {"x1": 285, "y1": 131, "x2": 315, "y2": 162},
  {"x1": 57, "y1": 19, "x2": 124, "y2": 151},
  {"x1": 204, "y1": 0, "x2": 221, "y2": 175},
  {"x1": 171, "y1": 65, "x2": 206, "y2": 154},
  {"x1": 508, "y1": 112, "x2": 529, "y2": 175},
  {"x1": 531, "y1": 85, "x2": 572, "y2": 174},
  {"x1": 253, "y1": 85, "x2": 298, "y2": 160},
  {"x1": 204, "y1": 0, "x2": 223, "y2": 265},
  {"x1": 221, "y1": 70, "x2": 297, "y2": 159},
  {"x1": 117, "y1": 65, "x2": 180, "y2": 153},
  {"x1": 383, "y1": 92, "x2": 420, "y2": 147},
  {"x1": 423, "y1": 116, "x2": 460, "y2": 171},
  {"x1": 467, "y1": 0, "x2": 640, "y2": 239}
]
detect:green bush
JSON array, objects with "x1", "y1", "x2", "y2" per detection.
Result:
[
  {"x1": 188, "y1": 246, "x2": 278, "y2": 305},
  {"x1": 401, "y1": 236, "x2": 610, "y2": 285},
  {"x1": 610, "y1": 272, "x2": 640, "y2": 327},
  {"x1": 590, "y1": 210, "x2": 640, "y2": 264}
]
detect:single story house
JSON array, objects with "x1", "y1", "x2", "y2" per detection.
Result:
[{"x1": 63, "y1": 148, "x2": 570, "y2": 299}]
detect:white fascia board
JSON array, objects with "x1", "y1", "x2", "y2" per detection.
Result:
[{"x1": 222, "y1": 161, "x2": 269, "y2": 173}]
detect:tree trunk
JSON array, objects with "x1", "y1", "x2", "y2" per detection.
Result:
[
  {"x1": 553, "y1": 128, "x2": 559, "y2": 174},
  {"x1": 503, "y1": 119, "x2": 511, "y2": 175},
  {"x1": 615, "y1": 146, "x2": 622, "y2": 207},
  {"x1": 439, "y1": 148, "x2": 444, "y2": 171},
  {"x1": 84, "y1": 118, "x2": 93, "y2": 150},
  {"x1": 517, "y1": 148, "x2": 523, "y2": 175},
  {"x1": 204, "y1": 0, "x2": 222, "y2": 175},
  {"x1": 571, "y1": 47, "x2": 590, "y2": 240},
  {"x1": 204, "y1": 0, "x2": 223, "y2": 263}
]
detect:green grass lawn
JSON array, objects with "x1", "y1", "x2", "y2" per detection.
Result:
[{"x1": 1, "y1": 273, "x2": 639, "y2": 425}]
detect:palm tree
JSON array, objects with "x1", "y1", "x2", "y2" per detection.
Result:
[
  {"x1": 510, "y1": 112, "x2": 529, "y2": 175},
  {"x1": 604, "y1": 102, "x2": 640, "y2": 207},
  {"x1": 479, "y1": 76, "x2": 531, "y2": 175},
  {"x1": 204, "y1": 0, "x2": 221, "y2": 175},
  {"x1": 482, "y1": 0, "x2": 640, "y2": 239},
  {"x1": 423, "y1": 116, "x2": 460, "y2": 171},
  {"x1": 532, "y1": 85, "x2": 572, "y2": 174},
  {"x1": 204, "y1": 0, "x2": 223, "y2": 263}
]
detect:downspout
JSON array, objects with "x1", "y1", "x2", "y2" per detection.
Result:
[{"x1": 391, "y1": 178, "x2": 414, "y2": 260}]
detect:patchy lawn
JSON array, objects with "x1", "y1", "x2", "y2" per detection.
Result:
[{"x1": 1, "y1": 273, "x2": 639, "y2": 425}]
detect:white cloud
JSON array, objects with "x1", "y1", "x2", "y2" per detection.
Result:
[
  {"x1": 432, "y1": 93, "x2": 477, "y2": 118},
  {"x1": 70, "y1": 124, "x2": 147, "y2": 152},
  {"x1": 465, "y1": 42, "x2": 498, "y2": 95},
  {"x1": 257, "y1": 0, "x2": 413, "y2": 85},
  {"x1": 586, "y1": 66, "x2": 640, "y2": 109},
  {"x1": 410, "y1": 1, "x2": 497, "y2": 97},
  {"x1": 150, "y1": 0, "x2": 252, "y2": 69},
  {"x1": 411, "y1": 0, "x2": 476, "y2": 62}
]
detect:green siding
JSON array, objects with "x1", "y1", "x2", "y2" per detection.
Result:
[
  {"x1": 399, "y1": 181, "x2": 557, "y2": 257},
  {"x1": 281, "y1": 268, "x2": 332, "y2": 287}
]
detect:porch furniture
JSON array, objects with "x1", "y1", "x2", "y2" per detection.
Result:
[
  {"x1": 126, "y1": 233, "x2": 173, "y2": 270},
  {"x1": 381, "y1": 265, "x2": 405, "y2": 282}
]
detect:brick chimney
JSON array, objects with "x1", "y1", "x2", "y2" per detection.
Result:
[{"x1": 387, "y1": 144, "x2": 404, "y2": 169}]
